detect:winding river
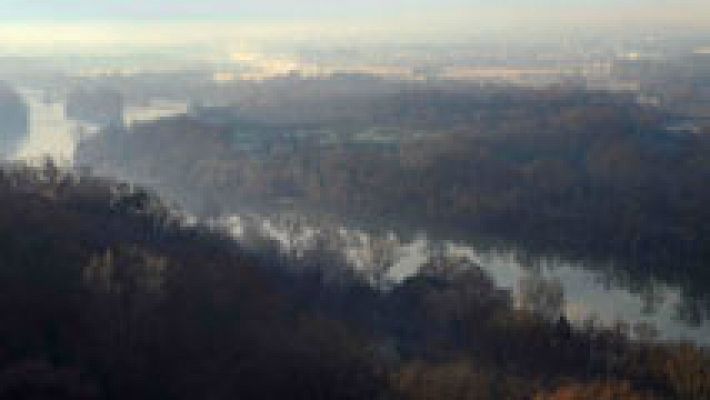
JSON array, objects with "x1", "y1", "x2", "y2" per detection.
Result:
[{"x1": 13, "y1": 86, "x2": 710, "y2": 346}]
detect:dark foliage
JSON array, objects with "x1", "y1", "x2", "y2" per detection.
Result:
[
  {"x1": 77, "y1": 87, "x2": 710, "y2": 312},
  {"x1": 0, "y1": 163, "x2": 708, "y2": 399}
]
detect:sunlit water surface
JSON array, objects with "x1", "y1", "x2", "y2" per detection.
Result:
[
  {"x1": 13, "y1": 86, "x2": 710, "y2": 346},
  {"x1": 217, "y1": 212, "x2": 710, "y2": 345}
]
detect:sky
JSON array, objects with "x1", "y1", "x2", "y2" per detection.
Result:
[
  {"x1": 0, "y1": 0, "x2": 707, "y2": 23},
  {"x1": 0, "y1": 1, "x2": 707, "y2": 50}
]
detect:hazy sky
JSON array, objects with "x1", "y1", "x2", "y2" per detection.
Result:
[
  {"x1": 0, "y1": 1, "x2": 707, "y2": 50},
  {"x1": 1, "y1": 0, "x2": 708, "y2": 23}
]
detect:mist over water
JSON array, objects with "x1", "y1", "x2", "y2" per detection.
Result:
[
  {"x1": 1, "y1": 5, "x2": 709, "y2": 396},
  {"x1": 214, "y1": 211, "x2": 710, "y2": 345},
  {"x1": 14, "y1": 88, "x2": 94, "y2": 163},
  {"x1": 8, "y1": 76, "x2": 710, "y2": 346},
  {"x1": 10, "y1": 88, "x2": 188, "y2": 164}
]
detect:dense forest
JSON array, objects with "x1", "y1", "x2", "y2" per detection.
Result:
[
  {"x1": 0, "y1": 161, "x2": 709, "y2": 399},
  {"x1": 77, "y1": 87, "x2": 710, "y2": 318}
]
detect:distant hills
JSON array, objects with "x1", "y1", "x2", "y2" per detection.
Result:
[{"x1": 0, "y1": 162, "x2": 707, "y2": 399}]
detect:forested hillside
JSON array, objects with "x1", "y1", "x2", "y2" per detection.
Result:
[
  {"x1": 0, "y1": 162, "x2": 708, "y2": 399},
  {"x1": 77, "y1": 88, "x2": 710, "y2": 313}
]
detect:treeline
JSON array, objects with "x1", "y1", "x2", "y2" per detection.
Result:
[
  {"x1": 77, "y1": 88, "x2": 710, "y2": 309},
  {"x1": 1, "y1": 162, "x2": 708, "y2": 398},
  {"x1": 0, "y1": 162, "x2": 383, "y2": 399}
]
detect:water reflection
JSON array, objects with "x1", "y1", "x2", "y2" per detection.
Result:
[
  {"x1": 15, "y1": 88, "x2": 95, "y2": 162},
  {"x1": 12, "y1": 85, "x2": 710, "y2": 346},
  {"x1": 14, "y1": 87, "x2": 189, "y2": 163},
  {"x1": 125, "y1": 99, "x2": 189, "y2": 127},
  {"x1": 215, "y1": 211, "x2": 710, "y2": 345}
]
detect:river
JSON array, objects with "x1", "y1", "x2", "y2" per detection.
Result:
[
  {"x1": 12, "y1": 86, "x2": 710, "y2": 346},
  {"x1": 14, "y1": 87, "x2": 187, "y2": 164},
  {"x1": 215, "y1": 211, "x2": 710, "y2": 345}
]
